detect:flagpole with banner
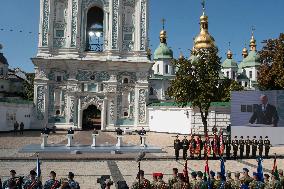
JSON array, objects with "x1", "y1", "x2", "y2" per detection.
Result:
[
  {"x1": 36, "y1": 153, "x2": 42, "y2": 182},
  {"x1": 256, "y1": 156, "x2": 264, "y2": 182},
  {"x1": 205, "y1": 157, "x2": 212, "y2": 189},
  {"x1": 272, "y1": 153, "x2": 279, "y2": 180}
]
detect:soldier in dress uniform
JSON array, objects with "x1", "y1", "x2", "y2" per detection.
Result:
[
  {"x1": 189, "y1": 172, "x2": 198, "y2": 189},
  {"x1": 67, "y1": 172, "x2": 80, "y2": 189},
  {"x1": 233, "y1": 172, "x2": 241, "y2": 189},
  {"x1": 264, "y1": 136, "x2": 271, "y2": 159},
  {"x1": 174, "y1": 135, "x2": 181, "y2": 161},
  {"x1": 225, "y1": 172, "x2": 233, "y2": 189},
  {"x1": 232, "y1": 136, "x2": 239, "y2": 159},
  {"x1": 172, "y1": 173, "x2": 189, "y2": 189},
  {"x1": 182, "y1": 136, "x2": 189, "y2": 160},
  {"x1": 203, "y1": 135, "x2": 211, "y2": 159},
  {"x1": 258, "y1": 136, "x2": 264, "y2": 157},
  {"x1": 239, "y1": 136, "x2": 245, "y2": 159},
  {"x1": 131, "y1": 170, "x2": 151, "y2": 189},
  {"x1": 270, "y1": 172, "x2": 282, "y2": 189},
  {"x1": 249, "y1": 172, "x2": 264, "y2": 189},
  {"x1": 245, "y1": 136, "x2": 251, "y2": 158},
  {"x1": 211, "y1": 134, "x2": 219, "y2": 159},
  {"x1": 240, "y1": 168, "x2": 253, "y2": 188},
  {"x1": 279, "y1": 169, "x2": 284, "y2": 189},
  {"x1": 168, "y1": 168, "x2": 178, "y2": 189},
  {"x1": 23, "y1": 170, "x2": 42, "y2": 189},
  {"x1": 195, "y1": 136, "x2": 203, "y2": 159},
  {"x1": 2, "y1": 170, "x2": 22, "y2": 189},
  {"x1": 252, "y1": 136, "x2": 258, "y2": 158},
  {"x1": 224, "y1": 136, "x2": 231, "y2": 159},
  {"x1": 156, "y1": 173, "x2": 168, "y2": 189},
  {"x1": 189, "y1": 135, "x2": 196, "y2": 159},
  {"x1": 263, "y1": 174, "x2": 271, "y2": 189},
  {"x1": 43, "y1": 171, "x2": 60, "y2": 189}
]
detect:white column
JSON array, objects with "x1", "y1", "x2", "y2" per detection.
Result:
[
  {"x1": 140, "y1": 135, "x2": 147, "y2": 147},
  {"x1": 116, "y1": 135, "x2": 124, "y2": 147},
  {"x1": 41, "y1": 134, "x2": 48, "y2": 148},
  {"x1": 66, "y1": 134, "x2": 74, "y2": 147},
  {"x1": 101, "y1": 98, "x2": 107, "y2": 131},
  {"x1": 91, "y1": 134, "x2": 99, "y2": 147}
]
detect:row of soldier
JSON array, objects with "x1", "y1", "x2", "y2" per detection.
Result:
[
  {"x1": 131, "y1": 167, "x2": 284, "y2": 189},
  {"x1": 0, "y1": 170, "x2": 80, "y2": 189},
  {"x1": 174, "y1": 134, "x2": 271, "y2": 160}
]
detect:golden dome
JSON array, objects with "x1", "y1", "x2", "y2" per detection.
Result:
[
  {"x1": 249, "y1": 34, "x2": 256, "y2": 51},
  {"x1": 179, "y1": 52, "x2": 184, "y2": 59},
  {"x1": 160, "y1": 30, "x2": 167, "y2": 43},
  {"x1": 194, "y1": 12, "x2": 215, "y2": 49},
  {"x1": 227, "y1": 49, "x2": 233, "y2": 59}
]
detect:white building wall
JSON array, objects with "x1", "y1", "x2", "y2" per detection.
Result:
[{"x1": 0, "y1": 102, "x2": 34, "y2": 131}]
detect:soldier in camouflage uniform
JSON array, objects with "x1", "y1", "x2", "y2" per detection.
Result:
[
  {"x1": 263, "y1": 174, "x2": 271, "y2": 189},
  {"x1": 225, "y1": 172, "x2": 233, "y2": 189},
  {"x1": 232, "y1": 172, "x2": 241, "y2": 189},
  {"x1": 189, "y1": 172, "x2": 198, "y2": 189},
  {"x1": 209, "y1": 171, "x2": 216, "y2": 189},
  {"x1": 67, "y1": 172, "x2": 80, "y2": 189},
  {"x1": 240, "y1": 168, "x2": 253, "y2": 188},
  {"x1": 168, "y1": 168, "x2": 178, "y2": 189},
  {"x1": 151, "y1": 173, "x2": 158, "y2": 189},
  {"x1": 2, "y1": 170, "x2": 22, "y2": 189},
  {"x1": 156, "y1": 173, "x2": 168, "y2": 189},
  {"x1": 270, "y1": 172, "x2": 282, "y2": 189},
  {"x1": 173, "y1": 173, "x2": 189, "y2": 189},
  {"x1": 196, "y1": 171, "x2": 207, "y2": 189},
  {"x1": 214, "y1": 172, "x2": 225, "y2": 189},
  {"x1": 23, "y1": 170, "x2": 42, "y2": 189},
  {"x1": 131, "y1": 170, "x2": 151, "y2": 189},
  {"x1": 279, "y1": 169, "x2": 284, "y2": 189},
  {"x1": 43, "y1": 171, "x2": 60, "y2": 189},
  {"x1": 249, "y1": 172, "x2": 264, "y2": 189}
]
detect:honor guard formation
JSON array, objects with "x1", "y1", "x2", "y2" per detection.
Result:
[{"x1": 173, "y1": 132, "x2": 272, "y2": 160}]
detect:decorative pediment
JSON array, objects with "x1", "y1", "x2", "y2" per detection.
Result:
[{"x1": 81, "y1": 95, "x2": 103, "y2": 110}]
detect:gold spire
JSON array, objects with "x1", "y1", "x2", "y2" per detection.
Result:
[
  {"x1": 242, "y1": 46, "x2": 248, "y2": 58},
  {"x1": 179, "y1": 51, "x2": 184, "y2": 59},
  {"x1": 227, "y1": 49, "x2": 233, "y2": 59},
  {"x1": 249, "y1": 27, "x2": 256, "y2": 51},
  {"x1": 159, "y1": 18, "x2": 167, "y2": 43},
  {"x1": 194, "y1": 0, "x2": 215, "y2": 49}
]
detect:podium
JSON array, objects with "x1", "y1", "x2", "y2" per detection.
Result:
[
  {"x1": 91, "y1": 134, "x2": 99, "y2": 147},
  {"x1": 140, "y1": 135, "x2": 147, "y2": 147},
  {"x1": 116, "y1": 135, "x2": 124, "y2": 147},
  {"x1": 66, "y1": 134, "x2": 74, "y2": 147},
  {"x1": 41, "y1": 134, "x2": 48, "y2": 148}
]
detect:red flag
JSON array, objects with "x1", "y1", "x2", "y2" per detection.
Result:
[
  {"x1": 219, "y1": 132, "x2": 224, "y2": 155},
  {"x1": 205, "y1": 158, "x2": 209, "y2": 175}
]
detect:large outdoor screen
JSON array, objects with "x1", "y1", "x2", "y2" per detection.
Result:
[{"x1": 231, "y1": 90, "x2": 284, "y2": 127}]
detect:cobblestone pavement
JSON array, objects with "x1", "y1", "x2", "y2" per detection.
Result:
[{"x1": 1, "y1": 131, "x2": 284, "y2": 188}]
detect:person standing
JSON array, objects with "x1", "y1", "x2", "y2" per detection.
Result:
[
  {"x1": 172, "y1": 173, "x2": 189, "y2": 189},
  {"x1": 182, "y1": 136, "x2": 189, "y2": 160},
  {"x1": 245, "y1": 136, "x2": 251, "y2": 158},
  {"x1": 263, "y1": 174, "x2": 271, "y2": 189},
  {"x1": 225, "y1": 172, "x2": 234, "y2": 189},
  {"x1": 252, "y1": 136, "x2": 258, "y2": 158},
  {"x1": 150, "y1": 173, "x2": 158, "y2": 188},
  {"x1": 195, "y1": 136, "x2": 203, "y2": 159},
  {"x1": 233, "y1": 172, "x2": 241, "y2": 189},
  {"x1": 239, "y1": 136, "x2": 245, "y2": 159},
  {"x1": 2, "y1": 170, "x2": 22, "y2": 189},
  {"x1": 240, "y1": 168, "x2": 253, "y2": 188},
  {"x1": 23, "y1": 170, "x2": 42, "y2": 189},
  {"x1": 20, "y1": 122, "x2": 24, "y2": 135},
  {"x1": 67, "y1": 172, "x2": 80, "y2": 189},
  {"x1": 203, "y1": 135, "x2": 211, "y2": 159},
  {"x1": 211, "y1": 133, "x2": 219, "y2": 159},
  {"x1": 156, "y1": 173, "x2": 168, "y2": 189},
  {"x1": 258, "y1": 136, "x2": 264, "y2": 157},
  {"x1": 188, "y1": 135, "x2": 196, "y2": 159},
  {"x1": 168, "y1": 168, "x2": 178, "y2": 189},
  {"x1": 131, "y1": 170, "x2": 151, "y2": 189},
  {"x1": 278, "y1": 169, "x2": 284, "y2": 189},
  {"x1": 174, "y1": 135, "x2": 181, "y2": 161},
  {"x1": 270, "y1": 172, "x2": 282, "y2": 189},
  {"x1": 44, "y1": 171, "x2": 60, "y2": 189},
  {"x1": 232, "y1": 136, "x2": 239, "y2": 159},
  {"x1": 264, "y1": 136, "x2": 271, "y2": 159},
  {"x1": 224, "y1": 136, "x2": 231, "y2": 159},
  {"x1": 189, "y1": 172, "x2": 198, "y2": 189},
  {"x1": 14, "y1": 121, "x2": 19, "y2": 136}
]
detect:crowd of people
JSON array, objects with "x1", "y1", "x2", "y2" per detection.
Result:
[
  {"x1": 174, "y1": 133, "x2": 271, "y2": 161},
  {"x1": 13, "y1": 121, "x2": 25, "y2": 136}
]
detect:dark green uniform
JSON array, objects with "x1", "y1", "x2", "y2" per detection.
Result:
[
  {"x1": 224, "y1": 138, "x2": 231, "y2": 159},
  {"x1": 168, "y1": 176, "x2": 178, "y2": 189},
  {"x1": 239, "y1": 137, "x2": 245, "y2": 159},
  {"x1": 232, "y1": 138, "x2": 239, "y2": 159},
  {"x1": 249, "y1": 180, "x2": 265, "y2": 189},
  {"x1": 174, "y1": 137, "x2": 181, "y2": 160},
  {"x1": 245, "y1": 137, "x2": 251, "y2": 158},
  {"x1": 252, "y1": 137, "x2": 258, "y2": 158},
  {"x1": 182, "y1": 137, "x2": 189, "y2": 160},
  {"x1": 258, "y1": 137, "x2": 264, "y2": 157},
  {"x1": 264, "y1": 138, "x2": 271, "y2": 158}
]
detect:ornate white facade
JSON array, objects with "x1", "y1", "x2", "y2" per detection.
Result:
[{"x1": 33, "y1": 0, "x2": 152, "y2": 130}]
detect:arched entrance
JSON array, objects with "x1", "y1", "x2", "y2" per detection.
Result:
[{"x1": 82, "y1": 105, "x2": 102, "y2": 130}]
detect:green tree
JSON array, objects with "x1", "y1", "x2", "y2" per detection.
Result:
[
  {"x1": 167, "y1": 47, "x2": 221, "y2": 136},
  {"x1": 23, "y1": 73, "x2": 35, "y2": 101},
  {"x1": 215, "y1": 78, "x2": 244, "y2": 102},
  {"x1": 258, "y1": 33, "x2": 284, "y2": 90}
]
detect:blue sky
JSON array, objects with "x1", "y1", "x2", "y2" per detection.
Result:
[{"x1": 0, "y1": 0, "x2": 284, "y2": 72}]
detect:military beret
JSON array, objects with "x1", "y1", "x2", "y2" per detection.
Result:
[
  {"x1": 247, "y1": 136, "x2": 250, "y2": 138},
  {"x1": 260, "y1": 136, "x2": 262, "y2": 138},
  {"x1": 240, "y1": 136, "x2": 243, "y2": 138},
  {"x1": 191, "y1": 172, "x2": 197, "y2": 177},
  {"x1": 235, "y1": 172, "x2": 240, "y2": 177},
  {"x1": 10, "y1": 170, "x2": 16, "y2": 174},
  {"x1": 197, "y1": 171, "x2": 203, "y2": 177},
  {"x1": 152, "y1": 173, "x2": 157, "y2": 177},
  {"x1": 234, "y1": 136, "x2": 237, "y2": 138},
  {"x1": 264, "y1": 174, "x2": 270, "y2": 178},
  {"x1": 176, "y1": 135, "x2": 179, "y2": 138},
  {"x1": 156, "y1": 173, "x2": 163, "y2": 178},
  {"x1": 30, "y1": 170, "x2": 36, "y2": 176},
  {"x1": 265, "y1": 136, "x2": 268, "y2": 138},
  {"x1": 210, "y1": 171, "x2": 215, "y2": 177},
  {"x1": 253, "y1": 136, "x2": 256, "y2": 138},
  {"x1": 243, "y1": 168, "x2": 249, "y2": 172}
]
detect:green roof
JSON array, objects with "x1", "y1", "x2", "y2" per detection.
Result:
[
  {"x1": 222, "y1": 58, "x2": 238, "y2": 68},
  {"x1": 242, "y1": 50, "x2": 261, "y2": 68},
  {"x1": 148, "y1": 101, "x2": 230, "y2": 108},
  {"x1": 154, "y1": 43, "x2": 173, "y2": 60}
]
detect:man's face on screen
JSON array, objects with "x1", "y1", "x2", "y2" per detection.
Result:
[{"x1": 260, "y1": 95, "x2": 268, "y2": 105}]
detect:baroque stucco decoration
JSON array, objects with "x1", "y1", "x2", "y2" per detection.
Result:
[{"x1": 81, "y1": 95, "x2": 103, "y2": 110}]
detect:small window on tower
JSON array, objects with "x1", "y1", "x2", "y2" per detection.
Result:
[
  {"x1": 149, "y1": 87, "x2": 154, "y2": 95},
  {"x1": 165, "y1": 65, "x2": 169, "y2": 74},
  {"x1": 56, "y1": 76, "x2": 62, "y2": 82},
  {"x1": 123, "y1": 78, "x2": 129, "y2": 84},
  {"x1": 226, "y1": 71, "x2": 229, "y2": 78},
  {"x1": 249, "y1": 71, "x2": 252, "y2": 78}
]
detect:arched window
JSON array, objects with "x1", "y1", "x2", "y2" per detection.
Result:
[
  {"x1": 149, "y1": 87, "x2": 154, "y2": 95},
  {"x1": 86, "y1": 7, "x2": 104, "y2": 52},
  {"x1": 123, "y1": 78, "x2": 129, "y2": 84}
]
